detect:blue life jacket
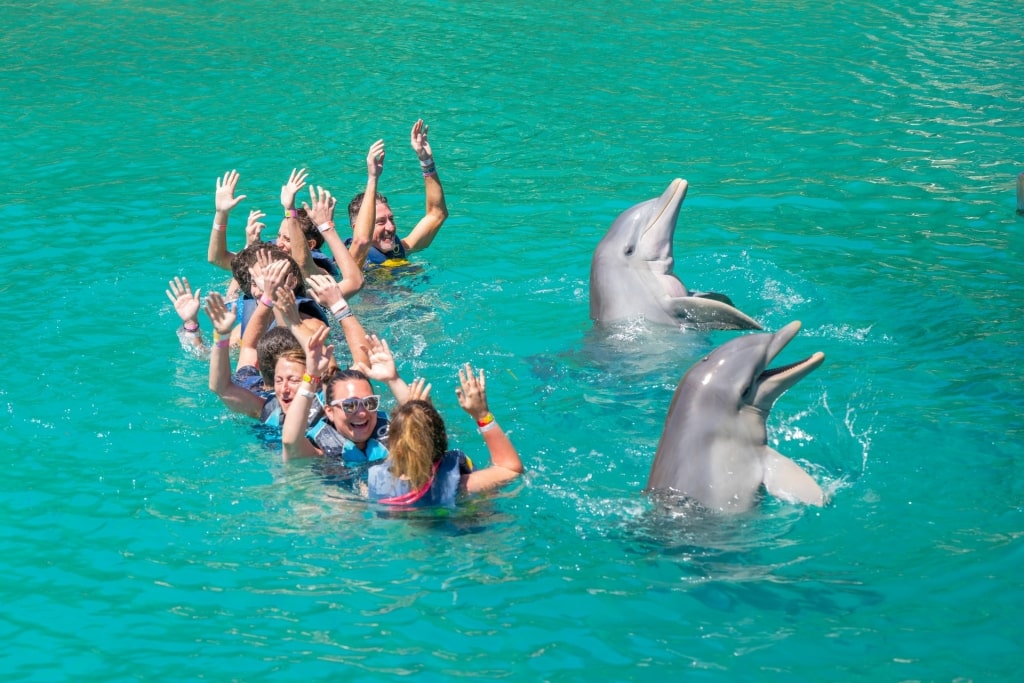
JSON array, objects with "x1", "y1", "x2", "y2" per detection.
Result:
[
  {"x1": 307, "y1": 415, "x2": 391, "y2": 463},
  {"x1": 344, "y1": 237, "x2": 410, "y2": 269},
  {"x1": 311, "y1": 249, "x2": 341, "y2": 278},
  {"x1": 368, "y1": 449, "x2": 474, "y2": 509}
]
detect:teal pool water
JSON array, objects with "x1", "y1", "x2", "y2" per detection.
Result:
[{"x1": 2, "y1": 1, "x2": 1022, "y2": 680}]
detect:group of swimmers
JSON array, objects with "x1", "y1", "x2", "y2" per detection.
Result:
[{"x1": 166, "y1": 120, "x2": 524, "y2": 508}]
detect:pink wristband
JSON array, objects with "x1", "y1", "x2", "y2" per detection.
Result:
[
  {"x1": 214, "y1": 338, "x2": 230, "y2": 349},
  {"x1": 212, "y1": 223, "x2": 226, "y2": 231},
  {"x1": 259, "y1": 294, "x2": 274, "y2": 307}
]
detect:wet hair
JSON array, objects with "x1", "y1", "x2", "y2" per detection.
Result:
[
  {"x1": 230, "y1": 243, "x2": 306, "y2": 298},
  {"x1": 347, "y1": 192, "x2": 389, "y2": 226},
  {"x1": 325, "y1": 368, "x2": 373, "y2": 404},
  {"x1": 387, "y1": 400, "x2": 448, "y2": 489},
  {"x1": 295, "y1": 208, "x2": 324, "y2": 250},
  {"x1": 256, "y1": 327, "x2": 303, "y2": 386}
]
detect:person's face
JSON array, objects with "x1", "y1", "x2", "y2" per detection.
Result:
[
  {"x1": 275, "y1": 226, "x2": 292, "y2": 251},
  {"x1": 274, "y1": 358, "x2": 305, "y2": 414},
  {"x1": 325, "y1": 378, "x2": 379, "y2": 445},
  {"x1": 372, "y1": 201, "x2": 398, "y2": 253},
  {"x1": 276, "y1": 229, "x2": 315, "y2": 253}
]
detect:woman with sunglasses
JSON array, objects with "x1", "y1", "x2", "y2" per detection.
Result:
[{"x1": 281, "y1": 326, "x2": 412, "y2": 464}]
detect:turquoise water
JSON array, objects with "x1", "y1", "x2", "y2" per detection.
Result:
[{"x1": 2, "y1": 0, "x2": 1022, "y2": 680}]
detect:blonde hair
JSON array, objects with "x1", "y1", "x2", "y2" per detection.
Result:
[{"x1": 388, "y1": 401, "x2": 448, "y2": 489}]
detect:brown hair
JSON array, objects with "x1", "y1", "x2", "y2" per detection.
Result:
[
  {"x1": 347, "y1": 192, "x2": 389, "y2": 226},
  {"x1": 387, "y1": 400, "x2": 447, "y2": 489}
]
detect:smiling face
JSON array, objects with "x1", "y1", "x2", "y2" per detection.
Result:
[
  {"x1": 371, "y1": 200, "x2": 398, "y2": 254},
  {"x1": 325, "y1": 377, "x2": 379, "y2": 447},
  {"x1": 274, "y1": 357, "x2": 306, "y2": 414}
]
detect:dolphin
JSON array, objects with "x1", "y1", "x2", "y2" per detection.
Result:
[
  {"x1": 644, "y1": 320, "x2": 826, "y2": 513},
  {"x1": 589, "y1": 179, "x2": 761, "y2": 330}
]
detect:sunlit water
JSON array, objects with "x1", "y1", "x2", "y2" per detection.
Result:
[{"x1": 2, "y1": 1, "x2": 1022, "y2": 680}]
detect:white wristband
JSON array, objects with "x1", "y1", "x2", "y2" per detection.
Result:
[
  {"x1": 317, "y1": 221, "x2": 334, "y2": 233},
  {"x1": 419, "y1": 157, "x2": 435, "y2": 169},
  {"x1": 330, "y1": 300, "x2": 352, "y2": 319}
]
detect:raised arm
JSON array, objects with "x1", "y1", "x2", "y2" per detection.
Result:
[
  {"x1": 402, "y1": 119, "x2": 448, "y2": 254},
  {"x1": 306, "y1": 274, "x2": 370, "y2": 369},
  {"x1": 166, "y1": 276, "x2": 205, "y2": 353},
  {"x1": 349, "y1": 139, "x2": 384, "y2": 269},
  {"x1": 456, "y1": 364, "x2": 523, "y2": 494},
  {"x1": 305, "y1": 185, "x2": 363, "y2": 296},
  {"x1": 208, "y1": 170, "x2": 247, "y2": 270},
  {"x1": 203, "y1": 291, "x2": 266, "y2": 418},
  {"x1": 281, "y1": 324, "x2": 333, "y2": 461},
  {"x1": 280, "y1": 168, "x2": 320, "y2": 279}
]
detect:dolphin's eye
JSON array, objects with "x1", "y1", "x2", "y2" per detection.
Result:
[{"x1": 624, "y1": 246, "x2": 634, "y2": 256}]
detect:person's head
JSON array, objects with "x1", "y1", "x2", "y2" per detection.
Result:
[
  {"x1": 387, "y1": 400, "x2": 448, "y2": 489},
  {"x1": 256, "y1": 327, "x2": 302, "y2": 387},
  {"x1": 276, "y1": 209, "x2": 324, "y2": 252},
  {"x1": 230, "y1": 243, "x2": 305, "y2": 299},
  {"x1": 324, "y1": 369, "x2": 380, "y2": 447},
  {"x1": 348, "y1": 192, "x2": 397, "y2": 254},
  {"x1": 272, "y1": 348, "x2": 307, "y2": 415}
]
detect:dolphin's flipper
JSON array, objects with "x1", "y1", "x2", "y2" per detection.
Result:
[
  {"x1": 690, "y1": 291, "x2": 735, "y2": 306},
  {"x1": 761, "y1": 448, "x2": 825, "y2": 506},
  {"x1": 671, "y1": 297, "x2": 763, "y2": 330}
]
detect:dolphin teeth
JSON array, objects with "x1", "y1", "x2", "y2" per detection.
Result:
[{"x1": 759, "y1": 357, "x2": 814, "y2": 380}]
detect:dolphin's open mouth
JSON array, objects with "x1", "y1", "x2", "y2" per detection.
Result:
[{"x1": 759, "y1": 357, "x2": 816, "y2": 382}]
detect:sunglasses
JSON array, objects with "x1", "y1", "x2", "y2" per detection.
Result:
[{"x1": 330, "y1": 395, "x2": 381, "y2": 414}]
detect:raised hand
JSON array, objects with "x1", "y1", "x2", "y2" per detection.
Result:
[
  {"x1": 306, "y1": 273, "x2": 345, "y2": 310},
  {"x1": 407, "y1": 377, "x2": 433, "y2": 403},
  {"x1": 215, "y1": 170, "x2": 246, "y2": 213},
  {"x1": 245, "y1": 209, "x2": 266, "y2": 245},
  {"x1": 272, "y1": 284, "x2": 302, "y2": 330},
  {"x1": 455, "y1": 364, "x2": 490, "y2": 421},
  {"x1": 280, "y1": 168, "x2": 309, "y2": 209},
  {"x1": 261, "y1": 258, "x2": 294, "y2": 304},
  {"x1": 166, "y1": 276, "x2": 202, "y2": 324},
  {"x1": 354, "y1": 334, "x2": 398, "y2": 383},
  {"x1": 303, "y1": 323, "x2": 334, "y2": 380},
  {"x1": 367, "y1": 139, "x2": 385, "y2": 179},
  {"x1": 304, "y1": 185, "x2": 336, "y2": 227},
  {"x1": 203, "y1": 291, "x2": 237, "y2": 335},
  {"x1": 410, "y1": 119, "x2": 432, "y2": 162}
]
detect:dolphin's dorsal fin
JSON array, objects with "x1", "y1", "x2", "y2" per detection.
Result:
[{"x1": 761, "y1": 448, "x2": 825, "y2": 506}]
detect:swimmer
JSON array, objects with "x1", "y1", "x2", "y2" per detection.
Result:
[
  {"x1": 279, "y1": 168, "x2": 364, "y2": 294},
  {"x1": 346, "y1": 119, "x2": 449, "y2": 270},
  {"x1": 367, "y1": 364, "x2": 524, "y2": 508},
  {"x1": 281, "y1": 330, "x2": 412, "y2": 464}
]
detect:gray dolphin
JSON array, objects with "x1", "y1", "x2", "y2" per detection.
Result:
[
  {"x1": 644, "y1": 320, "x2": 826, "y2": 513},
  {"x1": 589, "y1": 179, "x2": 761, "y2": 330}
]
